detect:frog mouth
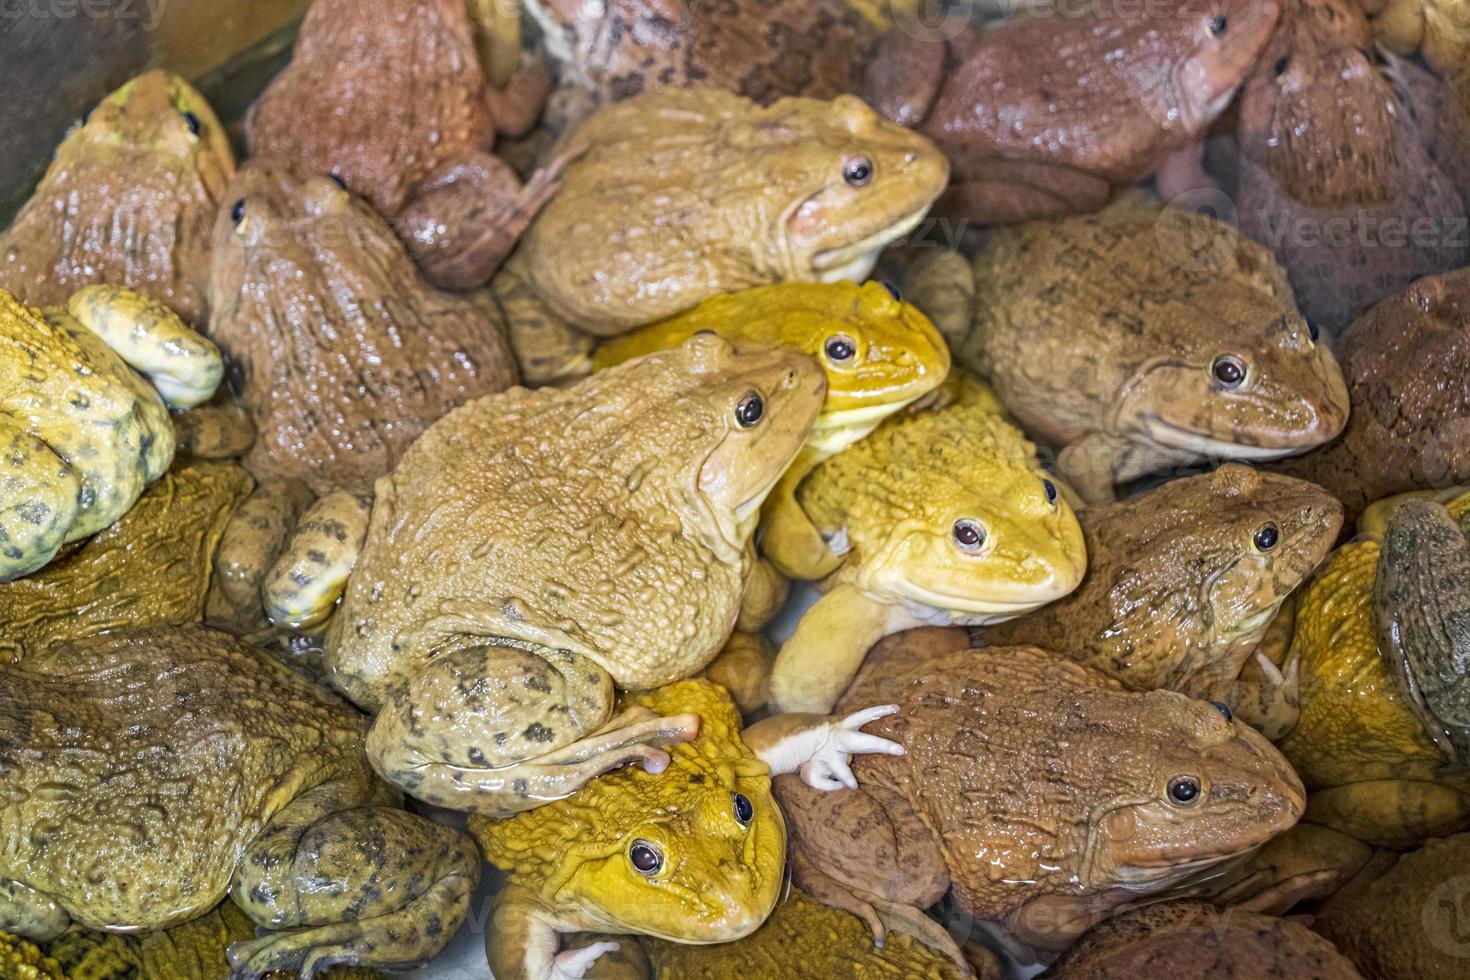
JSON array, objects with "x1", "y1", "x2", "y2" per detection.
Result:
[
  {"x1": 1138, "y1": 417, "x2": 1308, "y2": 460},
  {"x1": 811, "y1": 204, "x2": 932, "y2": 283},
  {"x1": 899, "y1": 579, "x2": 1074, "y2": 621},
  {"x1": 807, "y1": 398, "x2": 921, "y2": 455}
]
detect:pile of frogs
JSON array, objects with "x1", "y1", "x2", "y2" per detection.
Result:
[{"x1": 2, "y1": 0, "x2": 1469, "y2": 977}]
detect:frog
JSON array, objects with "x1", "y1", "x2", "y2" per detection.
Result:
[
  {"x1": 860, "y1": 0, "x2": 1278, "y2": 223},
  {"x1": 0, "y1": 625, "x2": 481, "y2": 978},
  {"x1": 208, "y1": 158, "x2": 520, "y2": 496},
  {"x1": 1312, "y1": 832, "x2": 1470, "y2": 980},
  {"x1": 469, "y1": 679, "x2": 905, "y2": 980},
  {"x1": 1182, "y1": 823, "x2": 1376, "y2": 914},
  {"x1": 487, "y1": 87, "x2": 950, "y2": 385},
  {"x1": 903, "y1": 199, "x2": 1351, "y2": 503},
  {"x1": 247, "y1": 0, "x2": 562, "y2": 290},
  {"x1": 0, "y1": 71, "x2": 235, "y2": 324},
  {"x1": 593, "y1": 280, "x2": 952, "y2": 570},
  {"x1": 1277, "y1": 491, "x2": 1470, "y2": 848},
  {"x1": 977, "y1": 464, "x2": 1344, "y2": 738},
  {"x1": 1040, "y1": 900, "x2": 1363, "y2": 979},
  {"x1": 0, "y1": 284, "x2": 225, "y2": 580},
  {"x1": 268, "y1": 334, "x2": 827, "y2": 816},
  {"x1": 776, "y1": 627, "x2": 1307, "y2": 968},
  {"x1": 1204, "y1": 0, "x2": 1466, "y2": 335},
  {"x1": 766, "y1": 373, "x2": 1088, "y2": 715},
  {"x1": 1269, "y1": 267, "x2": 1470, "y2": 524}
]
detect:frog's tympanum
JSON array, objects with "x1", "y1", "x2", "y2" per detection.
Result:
[
  {"x1": 249, "y1": 0, "x2": 560, "y2": 289},
  {"x1": 1041, "y1": 901, "x2": 1362, "y2": 980},
  {"x1": 309, "y1": 336, "x2": 826, "y2": 814},
  {"x1": 1208, "y1": 0, "x2": 1466, "y2": 334},
  {"x1": 978, "y1": 465, "x2": 1343, "y2": 737},
  {"x1": 470, "y1": 680, "x2": 904, "y2": 980},
  {"x1": 208, "y1": 159, "x2": 519, "y2": 495},
  {"x1": 0, "y1": 626, "x2": 480, "y2": 978},
  {"x1": 908, "y1": 201, "x2": 1349, "y2": 503},
  {"x1": 767, "y1": 374, "x2": 1087, "y2": 714},
  {"x1": 1271, "y1": 267, "x2": 1470, "y2": 522},
  {"x1": 0, "y1": 285, "x2": 224, "y2": 580},
  {"x1": 1313, "y1": 832, "x2": 1470, "y2": 980},
  {"x1": 491, "y1": 88, "x2": 949, "y2": 385},
  {"x1": 776, "y1": 628, "x2": 1306, "y2": 967},
  {"x1": 0, "y1": 71, "x2": 234, "y2": 323},
  {"x1": 862, "y1": 0, "x2": 1277, "y2": 223}
]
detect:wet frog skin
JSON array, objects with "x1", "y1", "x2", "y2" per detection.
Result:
[
  {"x1": 0, "y1": 71, "x2": 234, "y2": 324},
  {"x1": 0, "y1": 626, "x2": 480, "y2": 979}
]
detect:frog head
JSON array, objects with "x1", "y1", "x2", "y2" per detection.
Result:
[
  {"x1": 1170, "y1": 0, "x2": 1282, "y2": 133},
  {"x1": 474, "y1": 680, "x2": 786, "y2": 943}
]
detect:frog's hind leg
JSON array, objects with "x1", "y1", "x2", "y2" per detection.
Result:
[
  {"x1": 365, "y1": 643, "x2": 700, "y2": 817},
  {"x1": 226, "y1": 779, "x2": 479, "y2": 979},
  {"x1": 758, "y1": 458, "x2": 843, "y2": 582},
  {"x1": 0, "y1": 416, "x2": 79, "y2": 581},
  {"x1": 0, "y1": 878, "x2": 71, "y2": 942}
]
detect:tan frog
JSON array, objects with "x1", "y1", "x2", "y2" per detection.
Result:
[
  {"x1": 766, "y1": 374, "x2": 1088, "y2": 714},
  {"x1": 208, "y1": 159, "x2": 519, "y2": 495},
  {"x1": 777, "y1": 628, "x2": 1306, "y2": 967},
  {"x1": 490, "y1": 88, "x2": 949, "y2": 385},
  {"x1": 978, "y1": 465, "x2": 1343, "y2": 738},
  {"x1": 0, "y1": 71, "x2": 234, "y2": 323},
  {"x1": 0, "y1": 626, "x2": 480, "y2": 978},
  {"x1": 905, "y1": 201, "x2": 1350, "y2": 503}
]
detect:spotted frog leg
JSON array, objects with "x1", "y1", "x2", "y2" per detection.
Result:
[
  {"x1": 65, "y1": 285, "x2": 223, "y2": 409},
  {"x1": 261, "y1": 490, "x2": 373, "y2": 632},
  {"x1": 206, "y1": 477, "x2": 317, "y2": 633}
]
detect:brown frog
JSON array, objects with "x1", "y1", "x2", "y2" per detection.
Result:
[
  {"x1": 0, "y1": 71, "x2": 234, "y2": 323},
  {"x1": 208, "y1": 158, "x2": 519, "y2": 495},
  {"x1": 862, "y1": 0, "x2": 1278, "y2": 223},
  {"x1": 248, "y1": 0, "x2": 560, "y2": 290},
  {"x1": 1271, "y1": 266, "x2": 1470, "y2": 523},
  {"x1": 776, "y1": 627, "x2": 1306, "y2": 968},
  {"x1": 978, "y1": 465, "x2": 1343, "y2": 737}
]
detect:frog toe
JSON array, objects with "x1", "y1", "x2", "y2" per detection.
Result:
[{"x1": 66, "y1": 284, "x2": 223, "y2": 410}]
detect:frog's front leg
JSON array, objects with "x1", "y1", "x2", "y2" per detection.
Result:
[
  {"x1": 759, "y1": 461, "x2": 843, "y2": 582},
  {"x1": 65, "y1": 285, "x2": 223, "y2": 409},
  {"x1": 206, "y1": 477, "x2": 316, "y2": 632},
  {"x1": 173, "y1": 399, "x2": 256, "y2": 460},
  {"x1": 488, "y1": 259, "x2": 596, "y2": 386},
  {"x1": 226, "y1": 779, "x2": 479, "y2": 978},
  {"x1": 487, "y1": 884, "x2": 623, "y2": 980},
  {"x1": 0, "y1": 877, "x2": 71, "y2": 942},
  {"x1": 1185, "y1": 653, "x2": 1300, "y2": 741},
  {"x1": 743, "y1": 703, "x2": 904, "y2": 791},
  {"x1": 770, "y1": 583, "x2": 894, "y2": 713},
  {"x1": 366, "y1": 643, "x2": 701, "y2": 816},
  {"x1": 261, "y1": 489, "x2": 372, "y2": 632},
  {"x1": 0, "y1": 416, "x2": 79, "y2": 581}
]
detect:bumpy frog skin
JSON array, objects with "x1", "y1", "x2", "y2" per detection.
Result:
[
  {"x1": 910, "y1": 201, "x2": 1350, "y2": 503},
  {"x1": 768, "y1": 373, "x2": 1087, "y2": 714},
  {"x1": 0, "y1": 933, "x2": 61, "y2": 980},
  {"x1": 1278, "y1": 491, "x2": 1470, "y2": 848},
  {"x1": 0, "y1": 286, "x2": 225, "y2": 580},
  {"x1": 494, "y1": 88, "x2": 949, "y2": 384},
  {"x1": 0, "y1": 626, "x2": 480, "y2": 978},
  {"x1": 0, "y1": 71, "x2": 234, "y2": 323},
  {"x1": 471, "y1": 680, "x2": 902, "y2": 980},
  {"x1": 776, "y1": 629, "x2": 1306, "y2": 967},
  {"x1": 319, "y1": 335, "x2": 825, "y2": 815},
  {"x1": 208, "y1": 159, "x2": 519, "y2": 495},
  {"x1": 979, "y1": 465, "x2": 1343, "y2": 737},
  {"x1": 863, "y1": 0, "x2": 1277, "y2": 223},
  {"x1": 249, "y1": 0, "x2": 560, "y2": 289}
]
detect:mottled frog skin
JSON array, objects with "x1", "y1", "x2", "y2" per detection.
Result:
[
  {"x1": 0, "y1": 71, "x2": 234, "y2": 323},
  {"x1": 0, "y1": 626, "x2": 479, "y2": 979},
  {"x1": 208, "y1": 159, "x2": 519, "y2": 495},
  {"x1": 777, "y1": 628, "x2": 1305, "y2": 967},
  {"x1": 979, "y1": 465, "x2": 1343, "y2": 737}
]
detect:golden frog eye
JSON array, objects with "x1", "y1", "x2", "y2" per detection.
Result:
[
  {"x1": 735, "y1": 390, "x2": 764, "y2": 428},
  {"x1": 733, "y1": 792, "x2": 753, "y2": 826},
  {"x1": 843, "y1": 156, "x2": 873, "y2": 187},
  {"x1": 629, "y1": 839, "x2": 663, "y2": 876},
  {"x1": 824, "y1": 334, "x2": 856, "y2": 364},
  {"x1": 182, "y1": 110, "x2": 201, "y2": 137},
  {"x1": 953, "y1": 519, "x2": 986, "y2": 553}
]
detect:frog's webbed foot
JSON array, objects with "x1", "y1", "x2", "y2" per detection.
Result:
[
  {"x1": 0, "y1": 877, "x2": 71, "y2": 942},
  {"x1": 207, "y1": 477, "x2": 316, "y2": 633},
  {"x1": 759, "y1": 466, "x2": 843, "y2": 582},
  {"x1": 66, "y1": 285, "x2": 223, "y2": 409},
  {"x1": 941, "y1": 166, "x2": 1112, "y2": 225},
  {"x1": 743, "y1": 704, "x2": 904, "y2": 791},
  {"x1": 770, "y1": 584, "x2": 893, "y2": 714},
  {"x1": 227, "y1": 782, "x2": 478, "y2": 978},
  {"x1": 487, "y1": 885, "x2": 624, "y2": 980},
  {"x1": 261, "y1": 489, "x2": 371, "y2": 632},
  {"x1": 488, "y1": 262, "x2": 595, "y2": 386},
  {"x1": 173, "y1": 399, "x2": 255, "y2": 460},
  {"x1": 1187, "y1": 653, "x2": 1300, "y2": 741}
]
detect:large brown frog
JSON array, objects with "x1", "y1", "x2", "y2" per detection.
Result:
[
  {"x1": 1271, "y1": 267, "x2": 1470, "y2": 522},
  {"x1": 776, "y1": 628, "x2": 1306, "y2": 968},
  {"x1": 208, "y1": 159, "x2": 519, "y2": 495},
  {"x1": 0, "y1": 71, "x2": 234, "y2": 323},
  {"x1": 248, "y1": 0, "x2": 559, "y2": 289},
  {"x1": 978, "y1": 465, "x2": 1343, "y2": 737},
  {"x1": 0, "y1": 626, "x2": 480, "y2": 978},
  {"x1": 862, "y1": 0, "x2": 1278, "y2": 223},
  {"x1": 491, "y1": 87, "x2": 949, "y2": 384},
  {"x1": 907, "y1": 201, "x2": 1350, "y2": 503}
]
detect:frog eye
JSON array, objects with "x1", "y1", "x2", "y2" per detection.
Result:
[
  {"x1": 1306, "y1": 318, "x2": 1319, "y2": 342},
  {"x1": 735, "y1": 390, "x2": 764, "y2": 428},
  {"x1": 824, "y1": 334, "x2": 857, "y2": 364},
  {"x1": 1042, "y1": 479, "x2": 1058, "y2": 506},
  {"x1": 880, "y1": 280, "x2": 902, "y2": 301},
  {"x1": 230, "y1": 199, "x2": 246, "y2": 228},
  {"x1": 733, "y1": 792, "x2": 753, "y2": 826},
  {"x1": 953, "y1": 519, "x2": 987, "y2": 553},
  {"x1": 1273, "y1": 56, "x2": 1290, "y2": 78},
  {"x1": 843, "y1": 156, "x2": 873, "y2": 187},
  {"x1": 181, "y1": 111, "x2": 202, "y2": 137},
  {"x1": 1253, "y1": 522, "x2": 1279, "y2": 552},
  {"x1": 1211, "y1": 354, "x2": 1247, "y2": 388},
  {"x1": 80, "y1": 107, "x2": 92, "y2": 126},
  {"x1": 1168, "y1": 775, "x2": 1202, "y2": 806},
  {"x1": 1211, "y1": 701, "x2": 1233, "y2": 722},
  {"x1": 629, "y1": 839, "x2": 663, "y2": 876},
  {"x1": 328, "y1": 173, "x2": 348, "y2": 192},
  {"x1": 1208, "y1": 13, "x2": 1227, "y2": 36}
]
